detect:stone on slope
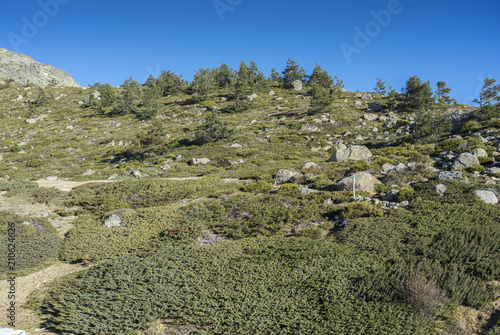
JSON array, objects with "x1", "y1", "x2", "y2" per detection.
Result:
[
  {"x1": 328, "y1": 144, "x2": 372, "y2": 162},
  {"x1": 452, "y1": 153, "x2": 480, "y2": 170},
  {"x1": 274, "y1": 169, "x2": 298, "y2": 184},
  {"x1": 336, "y1": 171, "x2": 381, "y2": 195},
  {"x1": 474, "y1": 190, "x2": 498, "y2": 204},
  {"x1": 104, "y1": 214, "x2": 123, "y2": 228}
]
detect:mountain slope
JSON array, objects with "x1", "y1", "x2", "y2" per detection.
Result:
[{"x1": 0, "y1": 48, "x2": 80, "y2": 88}]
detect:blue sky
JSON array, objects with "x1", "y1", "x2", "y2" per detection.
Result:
[{"x1": 1, "y1": 0, "x2": 499, "y2": 105}]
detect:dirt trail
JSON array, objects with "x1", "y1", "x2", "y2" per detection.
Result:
[{"x1": 0, "y1": 262, "x2": 87, "y2": 334}]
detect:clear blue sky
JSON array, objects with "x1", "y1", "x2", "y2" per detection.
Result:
[{"x1": 1, "y1": 0, "x2": 499, "y2": 105}]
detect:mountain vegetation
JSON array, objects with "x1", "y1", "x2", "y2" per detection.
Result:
[{"x1": 1, "y1": 55, "x2": 500, "y2": 334}]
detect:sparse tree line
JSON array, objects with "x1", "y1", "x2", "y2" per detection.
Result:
[{"x1": 79, "y1": 59, "x2": 499, "y2": 148}]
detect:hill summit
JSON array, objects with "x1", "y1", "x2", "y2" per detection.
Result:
[{"x1": 0, "y1": 48, "x2": 80, "y2": 88}]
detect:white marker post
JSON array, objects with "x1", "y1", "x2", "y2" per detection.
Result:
[{"x1": 353, "y1": 174, "x2": 356, "y2": 199}]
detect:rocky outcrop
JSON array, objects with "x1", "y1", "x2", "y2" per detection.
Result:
[{"x1": 0, "y1": 48, "x2": 80, "y2": 88}]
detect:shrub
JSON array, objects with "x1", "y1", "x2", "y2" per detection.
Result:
[
  {"x1": 242, "y1": 180, "x2": 272, "y2": 193},
  {"x1": 310, "y1": 174, "x2": 332, "y2": 189},
  {"x1": 33, "y1": 238, "x2": 433, "y2": 335},
  {"x1": 277, "y1": 183, "x2": 298, "y2": 195},
  {"x1": 460, "y1": 121, "x2": 482, "y2": 133},
  {"x1": 465, "y1": 164, "x2": 485, "y2": 173},
  {"x1": 295, "y1": 226, "x2": 328, "y2": 239},
  {"x1": 194, "y1": 110, "x2": 236, "y2": 144},
  {"x1": 478, "y1": 156, "x2": 493, "y2": 165},
  {"x1": 0, "y1": 212, "x2": 60, "y2": 276},
  {"x1": 340, "y1": 202, "x2": 384, "y2": 219},
  {"x1": 26, "y1": 159, "x2": 44, "y2": 168},
  {"x1": 198, "y1": 100, "x2": 217, "y2": 109},
  {"x1": 397, "y1": 187, "x2": 415, "y2": 201},
  {"x1": 31, "y1": 187, "x2": 63, "y2": 205},
  {"x1": 399, "y1": 264, "x2": 447, "y2": 319}
]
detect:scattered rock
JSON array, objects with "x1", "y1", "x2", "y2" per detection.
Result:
[
  {"x1": 82, "y1": 169, "x2": 96, "y2": 176},
  {"x1": 381, "y1": 163, "x2": 395, "y2": 173},
  {"x1": 437, "y1": 171, "x2": 463, "y2": 181},
  {"x1": 45, "y1": 176, "x2": 58, "y2": 181},
  {"x1": 470, "y1": 148, "x2": 488, "y2": 157},
  {"x1": 248, "y1": 93, "x2": 258, "y2": 101},
  {"x1": 452, "y1": 153, "x2": 480, "y2": 170},
  {"x1": 298, "y1": 185, "x2": 319, "y2": 195},
  {"x1": 292, "y1": 80, "x2": 303, "y2": 91},
  {"x1": 132, "y1": 170, "x2": 142, "y2": 179},
  {"x1": 474, "y1": 190, "x2": 498, "y2": 204},
  {"x1": 268, "y1": 91, "x2": 275, "y2": 96},
  {"x1": 381, "y1": 189, "x2": 399, "y2": 202},
  {"x1": 188, "y1": 158, "x2": 210, "y2": 166},
  {"x1": 363, "y1": 113, "x2": 378, "y2": 121},
  {"x1": 194, "y1": 230, "x2": 229, "y2": 246},
  {"x1": 328, "y1": 144, "x2": 372, "y2": 162},
  {"x1": 274, "y1": 169, "x2": 298, "y2": 184},
  {"x1": 300, "y1": 124, "x2": 320, "y2": 132},
  {"x1": 25, "y1": 118, "x2": 37, "y2": 124},
  {"x1": 431, "y1": 183, "x2": 448, "y2": 196},
  {"x1": 337, "y1": 171, "x2": 381, "y2": 194},
  {"x1": 104, "y1": 214, "x2": 123, "y2": 228},
  {"x1": 230, "y1": 143, "x2": 243, "y2": 149},
  {"x1": 355, "y1": 92, "x2": 373, "y2": 100},
  {"x1": 173, "y1": 154, "x2": 183, "y2": 161},
  {"x1": 488, "y1": 167, "x2": 500, "y2": 174},
  {"x1": 302, "y1": 162, "x2": 319, "y2": 170}
]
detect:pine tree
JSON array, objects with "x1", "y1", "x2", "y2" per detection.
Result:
[
  {"x1": 114, "y1": 77, "x2": 140, "y2": 115},
  {"x1": 194, "y1": 110, "x2": 235, "y2": 144},
  {"x1": 214, "y1": 63, "x2": 237, "y2": 89},
  {"x1": 190, "y1": 68, "x2": 216, "y2": 102},
  {"x1": 473, "y1": 77, "x2": 500, "y2": 107},
  {"x1": 435, "y1": 81, "x2": 456, "y2": 105},
  {"x1": 141, "y1": 83, "x2": 162, "y2": 119},
  {"x1": 269, "y1": 67, "x2": 281, "y2": 83},
  {"x1": 308, "y1": 64, "x2": 334, "y2": 90},
  {"x1": 249, "y1": 61, "x2": 269, "y2": 92},
  {"x1": 403, "y1": 76, "x2": 434, "y2": 112},
  {"x1": 282, "y1": 58, "x2": 306, "y2": 89},
  {"x1": 374, "y1": 77, "x2": 387, "y2": 95}
]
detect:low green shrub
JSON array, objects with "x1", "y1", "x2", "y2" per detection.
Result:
[
  {"x1": 478, "y1": 156, "x2": 493, "y2": 165},
  {"x1": 242, "y1": 180, "x2": 272, "y2": 193},
  {"x1": 0, "y1": 212, "x2": 60, "y2": 277},
  {"x1": 340, "y1": 202, "x2": 384, "y2": 219},
  {"x1": 295, "y1": 226, "x2": 329, "y2": 239},
  {"x1": 460, "y1": 121, "x2": 481, "y2": 133},
  {"x1": 277, "y1": 183, "x2": 298, "y2": 195},
  {"x1": 397, "y1": 187, "x2": 414, "y2": 201},
  {"x1": 33, "y1": 238, "x2": 434, "y2": 335},
  {"x1": 309, "y1": 174, "x2": 332, "y2": 189},
  {"x1": 26, "y1": 159, "x2": 44, "y2": 168},
  {"x1": 466, "y1": 164, "x2": 485, "y2": 173}
]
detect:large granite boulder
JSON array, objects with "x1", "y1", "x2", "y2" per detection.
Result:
[
  {"x1": 336, "y1": 171, "x2": 381, "y2": 195},
  {"x1": 328, "y1": 144, "x2": 372, "y2": 162}
]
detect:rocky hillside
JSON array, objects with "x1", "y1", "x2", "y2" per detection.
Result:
[{"x1": 0, "y1": 48, "x2": 80, "y2": 88}]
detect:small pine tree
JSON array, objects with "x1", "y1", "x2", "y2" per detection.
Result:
[
  {"x1": 190, "y1": 68, "x2": 216, "y2": 102},
  {"x1": 269, "y1": 67, "x2": 281, "y2": 83},
  {"x1": 141, "y1": 83, "x2": 163, "y2": 119},
  {"x1": 249, "y1": 61, "x2": 269, "y2": 92},
  {"x1": 473, "y1": 77, "x2": 500, "y2": 107},
  {"x1": 114, "y1": 77, "x2": 140, "y2": 115},
  {"x1": 309, "y1": 84, "x2": 334, "y2": 113},
  {"x1": 403, "y1": 76, "x2": 434, "y2": 112},
  {"x1": 214, "y1": 63, "x2": 237, "y2": 89},
  {"x1": 282, "y1": 58, "x2": 306, "y2": 89},
  {"x1": 194, "y1": 110, "x2": 235, "y2": 144},
  {"x1": 98, "y1": 83, "x2": 118, "y2": 108},
  {"x1": 308, "y1": 64, "x2": 334, "y2": 90},
  {"x1": 436, "y1": 81, "x2": 456, "y2": 105},
  {"x1": 373, "y1": 77, "x2": 387, "y2": 95}
]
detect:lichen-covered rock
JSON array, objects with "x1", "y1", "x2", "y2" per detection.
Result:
[
  {"x1": 336, "y1": 171, "x2": 381, "y2": 194},
  {"x1": 274, "y1": 169, "x2": 298, "y2": 184},
  {"x1": 104, "y1": 214, "x2": 123, "y2": 228},
  {"x1": 474, "y1": 190, "x2": 498, "y2": 204},
  {"x1": 452, "y1": 153, "x2": 480, "y2": 170},
  {"x1": 328, "y1": 145, "x2": 372, "y2": 162}
]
